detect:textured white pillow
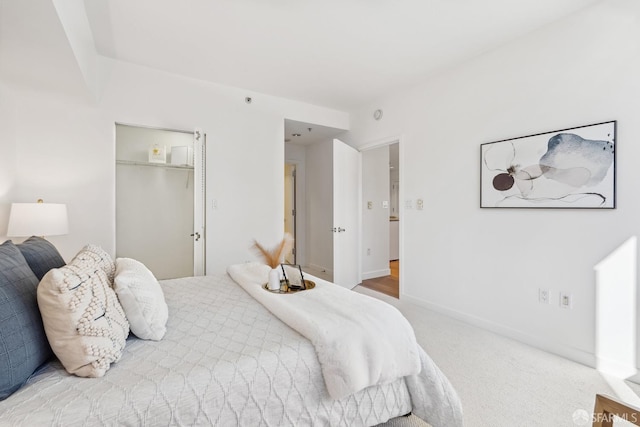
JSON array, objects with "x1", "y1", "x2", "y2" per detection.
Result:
[
  {"x1": 37, "y1": 253, "x2": 130, "y2": 377},
  {"x1": 114, "y1": 258, "x2": 168, "y2": 341},
  {"x1": 73, "y1": 244, "x2": 116, "y2": 283}
]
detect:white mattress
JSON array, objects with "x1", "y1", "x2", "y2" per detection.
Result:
[{"x1": 0, "y1": 274, "x2": 461, "y2": 426}]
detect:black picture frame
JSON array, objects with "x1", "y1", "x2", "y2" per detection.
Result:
[{"x1": 280, "y1": 263, "x2": 307, "y2": 290}]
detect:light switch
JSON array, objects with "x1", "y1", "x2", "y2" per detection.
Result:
[
  {"x1": 416, "y1": 199, "x2": 424, "y2": 210},
  {"x1": 382, "y1": 201, "x2": 389, "y2": 209},
  {"x1": 367, "y1": 201, "x2": 373, "y2": 210}
]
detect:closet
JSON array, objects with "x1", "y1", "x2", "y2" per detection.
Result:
[{"x1": 115, "y1": 124, "x2": 205, "y2": 279}]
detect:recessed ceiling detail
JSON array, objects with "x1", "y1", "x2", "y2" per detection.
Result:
[{"x1": 84, "y1": 0, "x2": 599, "y2": 110}]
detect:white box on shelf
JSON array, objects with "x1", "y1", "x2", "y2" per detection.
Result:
[
  {"x1": 170, "y1": 146, "x2": 189, "y2": 166},
  {"x1": 148, "y1": 144, "x2": 166, "y2": 164}
]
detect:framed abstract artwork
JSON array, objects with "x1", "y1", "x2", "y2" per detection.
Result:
[{"x1": 480, "y1": 121, "x2": 616, "y2": 209}]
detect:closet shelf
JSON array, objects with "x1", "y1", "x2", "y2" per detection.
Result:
[{"x1": 116, "y1": 160, "x2": 194, "y2": 170}]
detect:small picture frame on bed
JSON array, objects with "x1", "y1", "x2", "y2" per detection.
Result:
[{"x1": 280, "y1": 264, "x2": 306, "y2": 290}]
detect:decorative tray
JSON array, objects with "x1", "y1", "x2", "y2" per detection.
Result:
[{"x1": 263, "y1": 279, "x2": 316, "y2": 294}]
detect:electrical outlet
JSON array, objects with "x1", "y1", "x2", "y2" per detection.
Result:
[
  {"x1": 416, "y1": 199, "x2": 424, "y2": 210},
  {"x1": 539, "y1": 288, "x2": 550, "y2": 304},
  {"x1": 560, "y1": 292, "x2": 573, "y2": 309}
]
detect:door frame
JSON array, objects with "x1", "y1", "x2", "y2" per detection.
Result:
[
  {"x1": 114, "y1": 122, "x2": 206, "y2": 276},
  {"x1": 193, "y1": 128, "x2": 206, "y2": 276},
  {"x1": 283, "y1": 157, "x2": 305, "y2": 267},
  {"x1": 358, "y1": 135, "x2": 404, "y2": 298},
  {"x1": 284, "y1": 162, "x2": 297, "y2": 264}
]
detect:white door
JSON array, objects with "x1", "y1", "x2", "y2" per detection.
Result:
[
  {"x1": 193, "y1": 129, "x2": 206, "y2": 276},
  {"x1": 332, "y1": 139, "x2": 361, "y2": 289}
]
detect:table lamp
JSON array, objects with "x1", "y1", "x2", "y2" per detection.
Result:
[{"x1": 7, "y1": 199, "x2": 69, "y2": 238}]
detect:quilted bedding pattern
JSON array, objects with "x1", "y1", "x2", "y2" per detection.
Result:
[{"x1": 0, "y1": 274, "x2": 458, "y2": 426}]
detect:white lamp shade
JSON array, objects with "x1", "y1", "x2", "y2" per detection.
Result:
[{"x1": 7, "y1": 203, "x2": 69, "y2": 237}]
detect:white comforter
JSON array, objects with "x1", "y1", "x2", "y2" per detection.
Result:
[
  {"x1": 227, "y1": 263, "x2": 421, "y2": 400},
  {"x1": 0, "y1": 274, "x2": 463, "y2": 427}
]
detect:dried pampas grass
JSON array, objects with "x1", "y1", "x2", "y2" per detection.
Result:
[{"x1": 252, "y1": 233, "x2": 294, "y2": 268}]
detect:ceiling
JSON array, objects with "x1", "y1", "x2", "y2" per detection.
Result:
[
  {"x1": 284, "y1": 119, "x2": 346, "y2": 146},
  {"x1": 83, "y1": 0, "x2": 599, "y2": 111},
  {"x1": 0, "y1": 0, "x2": 602, "y2": 148}
]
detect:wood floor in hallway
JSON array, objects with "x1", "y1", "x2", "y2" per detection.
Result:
[{"x1": 360, "y1": 260, "x2": 399, "y2": 298}]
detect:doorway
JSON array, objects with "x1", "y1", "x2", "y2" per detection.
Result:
[
  {"x1": 283, "y1": 119, "x2": 357, "y2": 285},
  {"x1": 360, "y1": 141, "x2": 400, "y2": 298},
  {"x1": 115, "y1": 124, "x2": 205, "y2": 279}
]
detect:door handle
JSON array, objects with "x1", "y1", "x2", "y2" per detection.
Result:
[
  {"x1": 337, "y1": 227, "x2": 345, "y2": 233},
  {"x1": 190, "y1": 232, "x2": 201, "y2": 241}
]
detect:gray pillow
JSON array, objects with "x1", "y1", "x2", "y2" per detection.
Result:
[
  {"x1": 17, "y1": 236, "x2": 66, "y2": 281},
  {"x1": 0, "y1": 240, "x2": 52, "y2": 400}
]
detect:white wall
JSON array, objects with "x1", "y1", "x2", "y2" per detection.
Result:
[
  {"x1": 0, "y1": 38, "x2": 349, "y2": 270},
  {"x1": 0, "y1": 85, "x2": 114, "y2": 259},
  {"x1": 0, "y1": 82, "x2": 17, "y2": 236},
  {"x1": 305, "y1": 139, "x2": 334, "y2": 275},
  {"x1": 344, "y1": 0, "x2": 640, "y2": 367},
  {"x1": 362, "y1": 145, "x2": 390, "y2": 279}
]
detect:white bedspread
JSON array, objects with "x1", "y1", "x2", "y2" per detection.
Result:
[
  {"x1": 227, "y1": 262, "x2": 421, "y2": 400},
  {"x1": 0, "y1": 274, "x2": 463, "y2": 427}
]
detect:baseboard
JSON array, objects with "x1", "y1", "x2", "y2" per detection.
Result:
[
  {"x1": 401, "y1": 292, "x2": 597, "y2": 369},
  {"x1": 362, "y1": 268, "x2": 391, "y2": 280}
]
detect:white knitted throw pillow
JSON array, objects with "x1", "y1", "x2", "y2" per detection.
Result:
[
  {"x1": 73, "y1": 244, "x2": 116, "y2": 283},
  {"x1": 38, "y1": 249, "x2": 129, "y2": 377},
  {"x1": 114, "y1": 258, "x2": 168, "y2": 341}
]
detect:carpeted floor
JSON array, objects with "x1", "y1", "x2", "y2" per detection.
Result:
[{"x1": 356, "y1": 286, "x2": 640, "y2": 427}]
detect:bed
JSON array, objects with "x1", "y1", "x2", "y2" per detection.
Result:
[{"x1": 0, "y1": 239, "x2": 462, "y2": 426}]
